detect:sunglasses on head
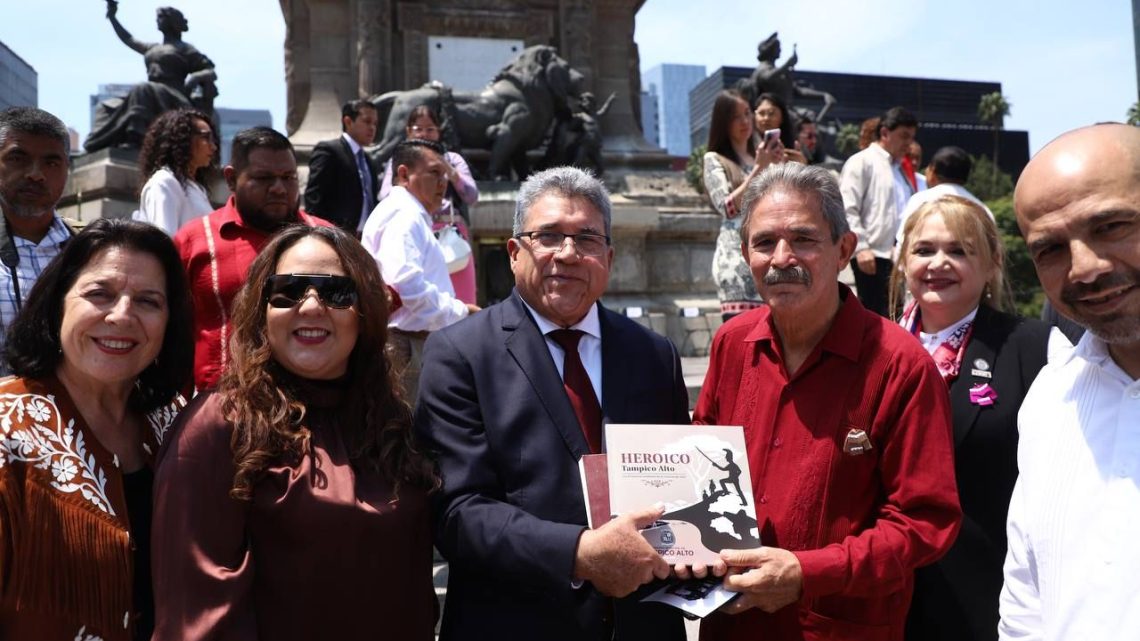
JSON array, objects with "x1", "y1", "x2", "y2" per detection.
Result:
[{"x1": 264, "y1": 274, "x2": 358, "y2": 309}]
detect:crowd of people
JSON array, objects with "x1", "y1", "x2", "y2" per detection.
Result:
[{"x1": 0, "y1": 91, "x2": 1136, "y2": 641}]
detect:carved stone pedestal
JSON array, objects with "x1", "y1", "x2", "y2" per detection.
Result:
[{"x1": 57, "y1": 148, "x2": 141, "y2": 223}]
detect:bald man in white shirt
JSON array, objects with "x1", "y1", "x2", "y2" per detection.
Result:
[{"x1": 999, "y1": 123, "x2": 1140, "y2": 640}]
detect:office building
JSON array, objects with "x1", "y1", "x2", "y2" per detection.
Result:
[
  {"x1": 690, "y1": 67, "x2": 1031, "y2": 179},
  {"x1": 215, "y1": 107, "x2": 273, "y2": 165},
  {"x1": 0, "y1": 41, "x2": 37, "y2": 109},
  {"x1": 641, "y1": 63, "x2": 706, "y2": 157}
]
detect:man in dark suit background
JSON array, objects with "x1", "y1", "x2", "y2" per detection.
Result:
[
  {"x1": 303, "y1": 99, "x2": 378, "y2": 231},
  {"x1": 415, "y1": 166, "x2": 688, "y2": 641}
]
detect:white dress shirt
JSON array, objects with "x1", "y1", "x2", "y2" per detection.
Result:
[
  {"x1": 840, "y1": 143, "x2": 903, "y2": 258},
  {"x1": 520, "y1": 299, "x2": 603, "y2": 406},
  {"x1": 360, "y1": 186, "x2": 467, "y2": 332},
  {"x1": 134, "y1": 167, "x2": 213, "y2": 236},
  {"x1": 999, "y1": 332, "x2": 1140, "y2": 640}
]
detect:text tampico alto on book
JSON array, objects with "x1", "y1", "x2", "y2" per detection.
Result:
[{"x1": 604, "y1": 424, "x2": 760, "y2": 566}]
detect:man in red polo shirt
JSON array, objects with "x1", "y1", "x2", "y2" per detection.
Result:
[
  {"x1": 691, "y1": 162, "x2": 961, "y2": 641},
  {"x1": 174, "y1": 127, "x2": 332, "y2": 389}
]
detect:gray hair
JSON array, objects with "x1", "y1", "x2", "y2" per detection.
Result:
[
  {"x1": 739, "y1": 162, "x2": 848, "y2": 243},
  {"x1": 0, "y1": 107, "x2": 71, "y2": 158},
  {"x1": 513, "y1": 166, "x2": 612, "y2": 237}
]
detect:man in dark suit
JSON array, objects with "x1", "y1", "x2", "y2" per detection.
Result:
[
  {"x1": 415, "y1": 166, "x2": 689, "y2": 641},
  {"x1": 303, "y1": 99, "x2": 378, "y2": 232}
]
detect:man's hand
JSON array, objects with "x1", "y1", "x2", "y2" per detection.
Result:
[
  {"x1": 573, "y1": 506, "x2": 671, "y2": 597},
  {"x1": 465, "y1": 303, "x2": 481, "y2": 315},
  {"x1": 673, "y1": 558, "x2": 727, "y2": 581},
  {"x1": 855, "y1": 249, "x2": 877, "y2": 275},
  {"x1": 718, "y1": 547, "x2": 803, "y2": 614}
]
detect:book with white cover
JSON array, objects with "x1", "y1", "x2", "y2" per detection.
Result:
[{"x1": 605, "y1": 424, "x2": 760, "y2": 567}]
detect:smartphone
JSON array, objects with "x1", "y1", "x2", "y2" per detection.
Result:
[{"x1": 763, "y1": 128, "x2": 781, "y2": 146}]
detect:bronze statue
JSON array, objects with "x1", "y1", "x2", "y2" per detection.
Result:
[
  {"x1": 369, "y1": 45, "x2": 582, "y2": 181},
  {"x1": 543, "y1": 91, "x2": 616, "y2": 175},
  {"x1": 738, "y1": 32, "x2": 835, "y2": 124},
  {"x1": 85, "y1": 1, "x2": 217, "y2": 152}
]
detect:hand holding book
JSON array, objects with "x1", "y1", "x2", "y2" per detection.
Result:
[
  {"x1": 572, "y1": 505, "x2": 672, "y2": 598},
  {"x1": 717, "y1": 547, "x2": 804, "y2": 614}
]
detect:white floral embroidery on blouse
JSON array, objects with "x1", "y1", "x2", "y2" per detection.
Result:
[
  {"x1": 74, "y1": 625, "x2": 104, "y2": 641},
  {"x1": 0, "y1": 393, "x2": 116, "y2": 515}
]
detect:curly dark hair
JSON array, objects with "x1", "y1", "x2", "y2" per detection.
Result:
[
  {"x1": 5, "y1": 218, "x2": 193, "y2": 413},
  {"x1": 218, "y1": 225, "x2": 438, "y2": 500},
  {"x1": 137, "y1": 108, "x2": 217, "y2": 192}
]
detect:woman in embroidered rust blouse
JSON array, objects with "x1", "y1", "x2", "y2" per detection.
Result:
[
  {"x1": 0, "y1": 218, "x2": 193, "y2": 641},
  {"x1": 890, "y1": 196, "x2": 1065, "y2": 641},
  {"x1": 152, "y1": 224, "x2": 439, "y2": 640}
]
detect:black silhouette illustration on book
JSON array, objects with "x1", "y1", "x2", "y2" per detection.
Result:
[{"x1": 698, "y1": 447, "x2": 747, "y2": 506}]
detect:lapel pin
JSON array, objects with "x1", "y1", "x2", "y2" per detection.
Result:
[
  {"x1": 969, "y1": 383, "x2": 998, "y2": 406},
  {"x1": 842, "y1": 428, "x2": 873, "y2": 456},
  {"x1": 971, "y1": 358, "x2": 992, "y2": 378}
]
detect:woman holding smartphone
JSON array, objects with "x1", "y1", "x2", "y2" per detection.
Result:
[
  {"x1": 702, "y1": 90, "x2": 785, "y2": 321},
  {"x1": 753, "y1": 92, "x2": 808, "y2": 164}
]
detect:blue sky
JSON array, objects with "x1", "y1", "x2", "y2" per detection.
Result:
[{"x1": 3, "y1": 0, "x2": 1136, "y2": 154}]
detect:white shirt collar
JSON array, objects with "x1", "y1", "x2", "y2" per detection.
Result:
[
  {"x1": 341, "y1": 132, "x2": 363, "y2": 156},
  {"x1": 388, "y1": 185, "x2": 431, "y2": 222},
  {"x1": 1070, "y1": 330, "x2": 1135, "y2": 383},
  {"x1": 520, "y1": 297, "x2": 602, "y2": 340},
  {"x1": 870, "y1": 141, "x2": 896, "y2": 164},
  {"x1": 917, "y1": 306, "x2": 978, "y2": 354}
]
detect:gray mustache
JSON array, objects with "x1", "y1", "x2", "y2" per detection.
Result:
[{"x1": 763, "y1": 266, "x2": 811, "y2": 286}]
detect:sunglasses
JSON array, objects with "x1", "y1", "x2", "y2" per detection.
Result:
[{"x1": 265, "y1": 274, "x2": 358, "y2": 309}]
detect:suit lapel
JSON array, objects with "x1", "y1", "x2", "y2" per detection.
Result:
[
  {"x1": 599, "y1": 304, "x2": 631, "y2": 428},
  {"x1": 950, "y1": 307, "x2": 998, "y2": 447},
  {"x1": 502, "y1": 291, "x2": 591, "y2": 459}
]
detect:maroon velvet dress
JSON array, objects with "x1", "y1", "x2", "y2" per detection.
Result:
[{"x1": 151, "y1": 378, "x2": 436, "y2": 640}]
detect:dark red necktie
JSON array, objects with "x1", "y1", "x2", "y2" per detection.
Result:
[{"x1": 548, "y1": 329, "x2": 603, "y2": 454}]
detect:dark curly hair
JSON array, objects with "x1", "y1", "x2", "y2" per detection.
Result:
[
  {"x1": 5, "y1": 218, "x2": 193, "y2": 413},
  {"x1": 218, "y1": 225, "x2": 439, "y2": 500},
  {"x1": 137, "y1": 108, "x2": 217, "y2": 192}
]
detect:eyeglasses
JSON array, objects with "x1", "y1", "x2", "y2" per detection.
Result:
[
  {"x1": 265, "y1": 274, "x2": 358, "y2": 309},
  {"x1": 515, "y1": 231, "x2": 610, "y2": 257},
  {"x1": 191, "y1": 130, "x2": 214, "y2": 140},
  {"x1": 410, "y1": 125, "x2": 439, "y2": 135}
]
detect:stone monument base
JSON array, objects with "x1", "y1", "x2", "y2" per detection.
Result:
[{"x1": 57, "y1": 148, "x2": 142, "y2": 223}]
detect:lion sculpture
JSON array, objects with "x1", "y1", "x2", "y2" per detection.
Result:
[{"x1": 369, "y1": 45, "x2": 582, "y2": 180}]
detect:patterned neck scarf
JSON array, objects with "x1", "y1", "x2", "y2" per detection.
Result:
[{"x1": 899, "y1": 301, "x2": 975, "y2": 382}]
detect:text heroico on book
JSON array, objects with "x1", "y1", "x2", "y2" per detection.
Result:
[{"x1": 585, "y1": 424, "x2": 761, "y2": 567}]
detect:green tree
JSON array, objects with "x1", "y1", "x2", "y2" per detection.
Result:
[
  {"x1": 977, "y1": 92, "x2": 1011, "y2": 180},
  {"x1": 990, "y1": 196, "x2": 1045, "y2": 318},
  {"x1": 1128, "y1": 101, "x2": 1140, "y2": 126},
  {"x1": 964, "y1": 154, "x2": 1014, "y2": 201},
  {"x1": 686, "y1": 144, "x2": 707, "y2": 196},
  {"x1": 835, "y1": 122, "x2": 861, "y2": 157}
]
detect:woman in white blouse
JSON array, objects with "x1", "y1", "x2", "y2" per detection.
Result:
[{"x1": 134, "y1": 108, "x2": 217, "y2": 235}]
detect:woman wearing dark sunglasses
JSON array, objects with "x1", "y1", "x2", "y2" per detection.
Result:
[{"x1": 151, "y1": 225, "x2": 440, "y2": 640}]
